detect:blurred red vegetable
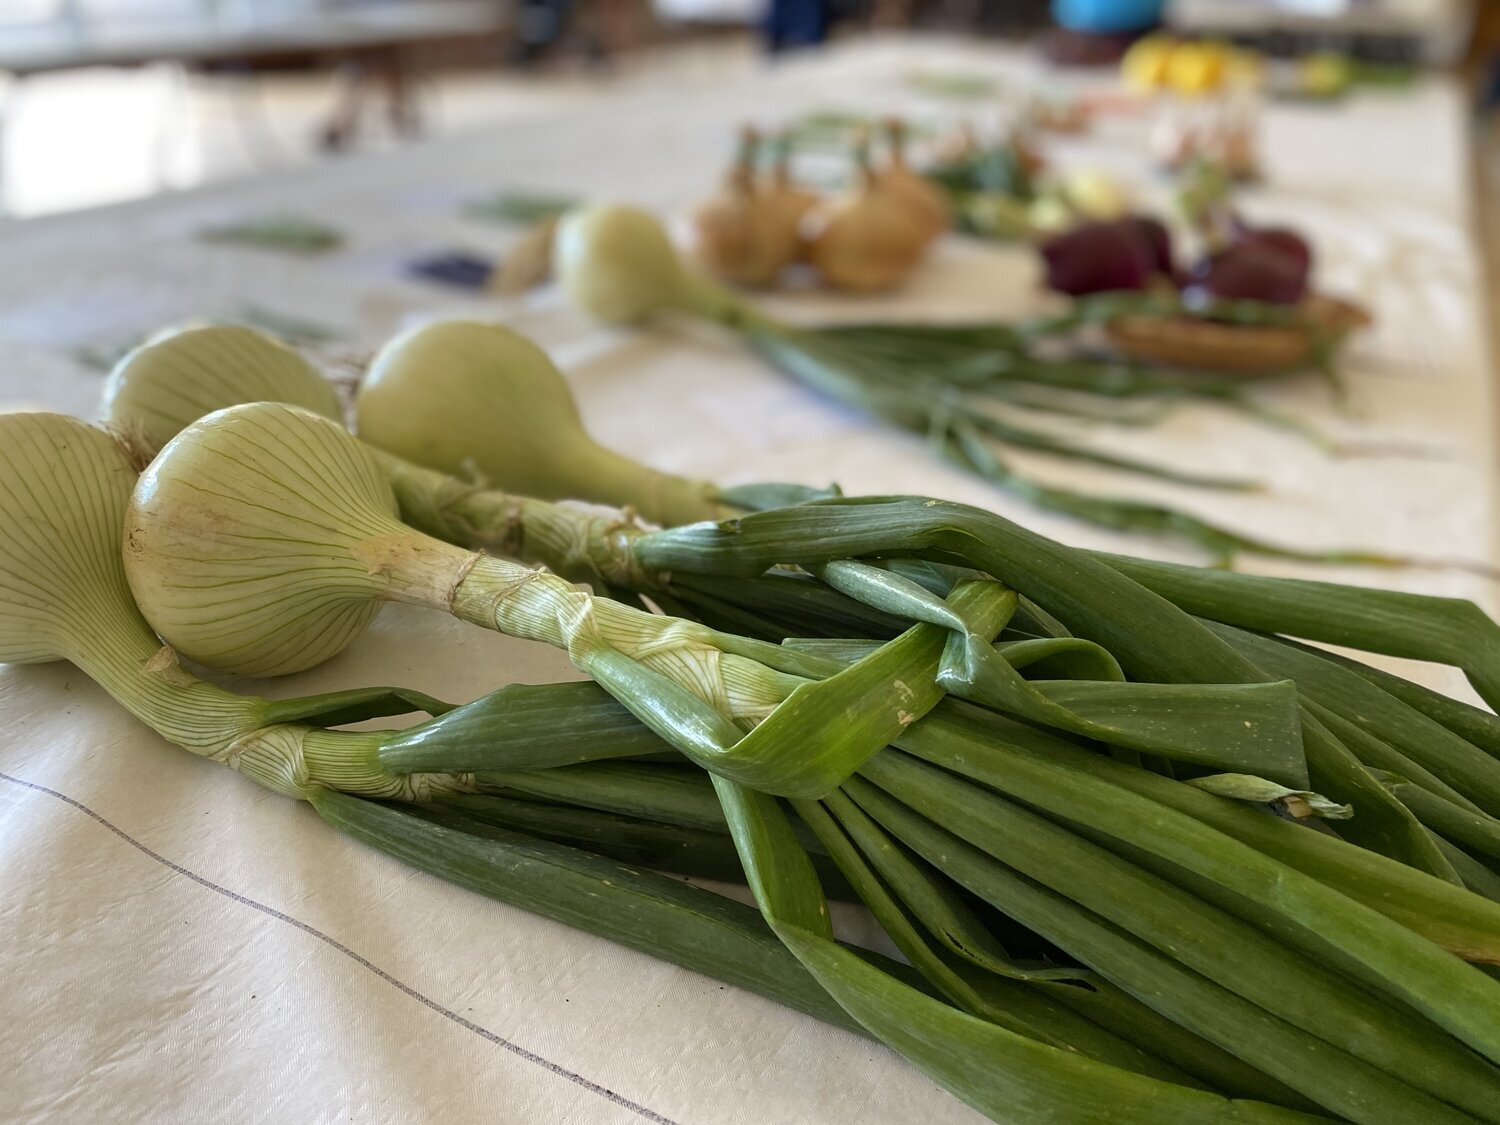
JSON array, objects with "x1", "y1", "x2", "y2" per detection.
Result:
[
  {"x1": 1123, "y1": 216, "x2": 1175, "y2": 276},
  {"x1": 1040, "y1": 217, "x2": 1174, "y2": 297},
  {"x1": 1230, "y1": 221, "x2": 1312, "y2": 276},
  {"x1": 1188, "y1": 219, "x2": 1312, "y2": 305}
]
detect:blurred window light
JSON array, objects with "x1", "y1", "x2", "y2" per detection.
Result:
[
  {"x1": 1275, "y1": 0, "x2": 1350, "y2": 16},
  {"x1": 81, "y1": 1, "x2": 203, "y2": 14},
  {"x1": 653, "y1": 0, "x2": 762, "y2": 24},
  {"x1": 0, "y1": 1, "x2": 363, "y2": 29},
  {"x1": 1169, "y1": 0, "x2": 1473, "y2": 64},
  {"x1": 0, "y1": 0, "x2": 69, "y2": 24}
]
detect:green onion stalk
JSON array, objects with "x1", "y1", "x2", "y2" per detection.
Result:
[
  {"x1": 541, "y1": 202, "x2": 1419, "y2": 568},
  {"x1": 101, "y1": 323, "x2": 1500, "y2": 881},
  {"x1": 361, "y1": 309, "x2": 1500, "y2": 878},
  {"x1": 93, "y1": 327, "x2": 1405, "y2": 809},
  {"x1": 3, "y1": 409, "x2": 1340, "y2": 1122},
  {"x1": 103, "y1": 323, "x2": 1500, "y2": 885},
  {"x1": 96, "y1": 328, "x2": 1500, "y2": 1104},
  {"x1": 118, "y1": 400, "x2": 1500, "y2": 1122},
  {"x1": 0, "y1": 408, "x2": 973, "y2": 1039}
]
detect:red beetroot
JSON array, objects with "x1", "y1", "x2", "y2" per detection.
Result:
[
  {"x1": 1230, "y1": 220, "x2": 1312, "y2": 276},
  {"x1": 1122, "y1": 216, "x2": 1174, "y2": 276},
  {"x1": 1040, "y1": 217, "x2": 1174, "y2": 297},
  {"x1": 1186, "y1": 219, "x2": 1314, "y2": 304}
]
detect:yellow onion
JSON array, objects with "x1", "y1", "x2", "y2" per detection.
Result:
[
  {"x1": 804, "y1": 152, "x2": 930, "y2": 292},
  {"x1": 691, "y1": 126, "x2": 800, "y2": 288},
  {"x1": 804, "y1": 137, "x2": 930, "y2": 293},
  {"x1": 763, "y1": 133, "x2": 822, "y2": 264},
  {"x1": 875, "y1": 118, "x2": 951, "y2": 244}
]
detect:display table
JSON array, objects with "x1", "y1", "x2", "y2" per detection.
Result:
[
  {"x1": 1, "y1": 36, "x2": 1494, "y2": 1124},
  {"x1": 0, "y1": 2, "x2": 512, "y2": 179},
  {"x1": 0, "y1": 2, "x2": 509, "y2": 76}
]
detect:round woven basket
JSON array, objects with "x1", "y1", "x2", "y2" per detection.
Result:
[{"x1": 1105, "y1": 294, "x2": 1370, "y2": 374}]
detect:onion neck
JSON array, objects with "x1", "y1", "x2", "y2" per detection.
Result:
[
  {"x1": 668, "y1": 272, "x2": 779, "y2": 335},
  {"x1": 303, "y1": 728, "x2": 473, "y2": 802},
  {"x1": 375, "y1": 449, "x2": 666, "y2": 582},
  {"x1": 65, "y1": 604, "x2": 268, "y2": 757},
  {"x1": 65, "y1": 595, "x2": 467, "y2": 801},
  {"x1": 573, "y1": 445, "x2": 731, "y2": 528},
  {"x1": 439, "y1": 551, "x2": 793, "y2": 722}
]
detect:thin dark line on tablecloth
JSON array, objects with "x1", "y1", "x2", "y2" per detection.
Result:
[{"x1": 0, "y1": 768, "x2": 679, "y2": 1125}]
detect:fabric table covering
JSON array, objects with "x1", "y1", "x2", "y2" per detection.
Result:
[{"x1": 1, "y1": 36, "x2": 1494, "y2": 1124}]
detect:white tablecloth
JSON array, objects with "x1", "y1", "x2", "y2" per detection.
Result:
[{"x1": 2, "y1": 36, "x2": 1495, "y2": 1124}]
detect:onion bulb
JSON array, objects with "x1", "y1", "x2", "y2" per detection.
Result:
[
  {"x1": 555, "y1": 203, "x2": 741, "y2": 326},
  {"x1": 1231, "y1": 221, "x2": 1312, "y2": 277},
  {"x1": 763, "y1": 133, "x2": 821, "y2": 263},
  {"x1": 97, "y1": 325, "x2": 657, "y2": 592},
  {"x1": 1185, "y1": 218, "x2": 1311, "y2": 305},
  {"x1": 875, "y1": 118, "x2": 950, "y2": 244},
  {"x1": 357, "y1": 320, "x2": 726, "y2": 526},
  {"x1": 102, "y1": 324, "x2": 341, "y2": 464},
  {"x1": 691, "y1": 126, "x2": 799, "y2": 288},
  {"x1": 1122, "y1": 216, "x2": 1175, "y2": 277},
  {"x1": 0, "y1": 412, "x2": 159, "y2": 668},
  {"x1": 804, "y1": 137, "x2": 930, "y2": 293},
  {"x1": 127, "y1": 403, "x2": 402, "y2": 676},
  {"x1": 125, "y1": 403, "x2": 787, "y2": 738},
  {"x1": 0, "y1": 413, "x2": 265, "y2": 764},
  {"x1": 0, "y1": 410, "x2": 462, "y2": 800}
]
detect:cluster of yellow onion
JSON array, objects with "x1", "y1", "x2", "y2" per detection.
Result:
[{"x1": 690, "y1": 121, "x2": 949, "y2": 294}]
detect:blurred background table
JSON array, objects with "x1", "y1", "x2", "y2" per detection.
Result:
[
  {"x1": 0, "y1": 1, "x2": 509, "y2": 77},
  {"x1": 0, "y1": 1, "x2": 513, "y2": 161},
  {"x1": 2, "y1": 30, "x2": 1496, "y2": 1125}
]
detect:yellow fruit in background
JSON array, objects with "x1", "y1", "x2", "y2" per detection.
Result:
[
  {"x1": 1301, "y1": 52, "x2": 1353, "y2": 98},
  {"x1": 1122, "y1": 36, "x2": 1177, "y2": 92},
  {"x1": 1166, "y1": 43, "x2": 1227, "y2": 96}
]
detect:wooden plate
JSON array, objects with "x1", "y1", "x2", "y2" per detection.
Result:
[{"x1": 1105, "y1": 293, "x2": 1371, "y2": 374}]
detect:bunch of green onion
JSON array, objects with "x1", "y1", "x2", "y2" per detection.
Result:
[
  {"x1": 0, "y1": 323, "x2": 1483, "y2": 1121},
  {"x1": 104, "y1": 322, "x2": 1500, "y2": 873},
  {"x1": 547, "y1": 202, "x2": 1416, "y2": 568},
  {"x1": 0, "y1": 409, "x2": 895, "y2": 1034}
]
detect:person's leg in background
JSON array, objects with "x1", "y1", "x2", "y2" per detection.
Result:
[{"x1": 764, "y1": 0, "x2": 830, "y2": 53}]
